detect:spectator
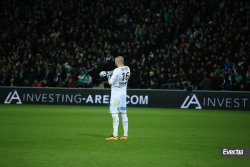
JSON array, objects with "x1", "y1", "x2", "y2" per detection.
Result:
[
  {"x1": 149, "y1": 80, "x2": 157, "y2": 89},
  {"x1": 68, "y1": 79, "x2": 76, "y2": 88},
  {"x1": 42, "y1": 80, "x2": 50, "y2": 87},
  {"x1": 42, "y1": 68, "x2": 53, "y2": 85},
  {"x1": 167, "y1": 73, "x2": 174, "y2": 89},
  {"x1": 234, "y1": 72, "x2": 243, "y2": 90},
  {"x1": 28, "y1": 68, "x2": 36, "y2": 85},
  {"x1": 33, "y1": 79, "x2": 41, "y2": 87},
  {"x1": 220, "y1": 74, "x2": 230, "y2": 90},
  {"x1": 1, "y1": 73, "x2": 10, "y2": 86},
  {"x1": 83, "y1": 73, "x2": 93, "y2": 88},
  {"x1": 246, "y1": 71, "x2": 250, "y2": 91},
  {"x1": 56, "y1": 80, "x2": 66, "y2": 88},
  {"x1": 224, "y1": 58, "x2": 233, "y2": 71},
  {"x1": 76, "y1": 70, "x2": 87, "y2": 88},
  {"x1": 65, "y1": 72, "x2": 72, "y2": 84},
  {"x1": 175, "y1": 81, "x2": 184, "y2": 90},
  {"x1": 36, "y1": 66, "x2": 44, "y2": 82},
  {"x1": 10, "y1": 78, "x2": 15, "y2": 87},
  {"x1": 240, "y1": 84, "x2": 246, "y2": 91},
  {"x1": 199, "y1": 74, "x2": 212, "y2": 90},
  {"x1": 226, "y1": 71, "x2": 235, "y2": 91},
  {"x1": 92, "y1": 64, "x2": 101, "y2": 86},
  {"x1": 246, "y1": 66, "x2": 250, "y2": 78},
  {"x1": 10, "y1": 73, "x2": 18, "y2": 86},
  {"x1": 187, "y1": 69, "x2": 196, "y2": 87}
]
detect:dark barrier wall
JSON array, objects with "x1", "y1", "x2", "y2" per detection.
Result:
[{"x1": 0, "y1": 87, "x2": 249, "y2": 111}]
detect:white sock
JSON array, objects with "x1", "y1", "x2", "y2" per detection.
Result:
[
  {"x1": 121, "y1": 114, "x2": 128, "y2": 137},
  {"x1": 112, "y1": 114, "x2": 119, "y2": 137}
]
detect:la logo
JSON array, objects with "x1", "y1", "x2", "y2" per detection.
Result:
[
  {"x1": 180, "y1": 94, "x2": 202, "y2": 109},
  {"x1": 4, "y1": 90, "x2": 22, "y2": 104}
]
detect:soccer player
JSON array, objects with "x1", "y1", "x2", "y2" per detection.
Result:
[{"x1": 106, "y1": 56, "x2": 130, "y2": 140}]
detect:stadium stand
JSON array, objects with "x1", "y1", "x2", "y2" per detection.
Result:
[{"x1": 0, "y1": 0, "x2": 250, "y2": 91}]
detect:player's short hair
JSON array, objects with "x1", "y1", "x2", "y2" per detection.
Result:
[{"x1": 115, "y1": 56, "x2": 124, "y2": 64}]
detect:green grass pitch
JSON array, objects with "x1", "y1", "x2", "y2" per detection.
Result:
[{"x1": 0, "y1": 105, "x2": 249, "y2": 167}]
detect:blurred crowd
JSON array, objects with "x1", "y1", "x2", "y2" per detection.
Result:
[{"x1": 0, "y1": 0, "x2": 250, "y2": 91}]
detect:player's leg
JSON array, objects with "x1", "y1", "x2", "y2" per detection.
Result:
[
  {"x1": 106, "y1": 113, "x2": 119, "y2": 140},
  {"x1": 120, "y1": 95, "x2": 128, "y2": 139},
  {"x1": 112, "y1": 113, "x2": 119, "y2": 137},
  {"x1": 106, "y1": 98, "x2": 120, "y2": 140},
  {"x1": 120, "y1": 113, "x2": 128, "y2": 139}
]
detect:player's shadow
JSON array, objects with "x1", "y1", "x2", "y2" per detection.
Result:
[{"x1": 80, "y1": 133, "x2": 107, "y2": 138}]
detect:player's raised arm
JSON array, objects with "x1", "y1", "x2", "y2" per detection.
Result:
[
  {"x1": 108, "y1": 70, "x2": 113, "y2": 74},
  {"x1": 108, "y1": 76, "x2": 112, "y2": 85},
  {"x1": 108, "y1": 70, "x2": 117, "y2": 85}
]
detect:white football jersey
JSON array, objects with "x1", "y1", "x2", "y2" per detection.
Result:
[{"x1": 109, "y1": 66, "x2": 130, "y2": 97}]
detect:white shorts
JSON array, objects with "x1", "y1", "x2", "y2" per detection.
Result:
[{"x1": 110, "y1": 95, "x2": 127, "y2": 114}]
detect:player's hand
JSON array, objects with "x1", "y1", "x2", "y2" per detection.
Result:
[{"x1": 107, "y1": 71, "x2": 112, "y2": 78}]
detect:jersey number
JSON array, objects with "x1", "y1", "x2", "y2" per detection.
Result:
[{"x1": 122, "y1": 72, "x2": 129, "y2": 81}]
